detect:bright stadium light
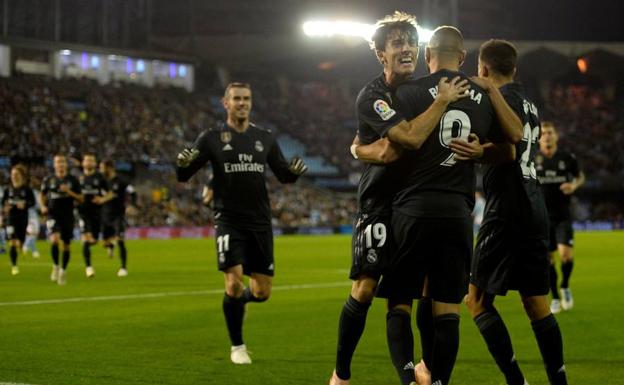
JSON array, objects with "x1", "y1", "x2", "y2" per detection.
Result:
[
  {"x1": 303, "y1": 20, "x2": 434, "y2": 44},
  {"x1": 303, "y1": 21, "x2": 375, "y2": 40}
]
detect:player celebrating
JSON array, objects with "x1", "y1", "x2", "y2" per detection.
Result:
[
  {"x1": 452, "y1": 39, "x2": 569, "y2": 385},
  {"x1": 536, "y1": 122, "x2": 585, "y2": 313},
  {"x1": 381, "y1": 26, "x2": 503, "y2": 385},
  {"x1": 100, "y1": 160, "x2": 136, "y2": 277},
  {"x1": 176, "y1": 82, "x2": 307, "y2": 365},
  {"x1": 2, "y1": 165, "x2": 36, "y2": 275},
  {"x1": 330, "y1": 13, "x2": 470, "y2": 385},
  {"x1": 41, "y1": 154, "x2": 82, "y2": 285},
  {"x1": 78, "y1": 153, "x2": 110, "y2": 278}
]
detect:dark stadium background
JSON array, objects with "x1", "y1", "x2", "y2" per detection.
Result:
[{"x1": 2, "y1": 0, "x2": 623, "y2": 234}]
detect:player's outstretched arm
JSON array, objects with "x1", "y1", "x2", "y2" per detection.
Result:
[
  {"x1": 176, "y1": 132, "x2": 211, "y2": 182},
  {"x1": 471, "y1": 76, "x2": 523, "y2": 144},
  {"x1": 560, "y1": 171, "x2": 585, "y2": 195},
  {"x1": 267, "y1": 139, "x2": 306, "y2": 183},
  {"x1": 388, "y1": 76, "x2": 470, "y2": 150},
  {"x1": 350, "y1": 134, "x2": 402, "y2": 164}
]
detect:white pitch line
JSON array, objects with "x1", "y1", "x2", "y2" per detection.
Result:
[
  {"x1": 0, "y1": 382, "x2": 41, "y2": 385},
  {"x1": 0, "y1": 281, "x2": 350, "y2": 307}
]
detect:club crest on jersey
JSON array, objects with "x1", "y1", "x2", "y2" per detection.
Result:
[
  {"x1": 220, "y1": 131, "x2": 232, "y2": 144},
  {"x1": 373, "y1": 99, "x2": 396, "y2": 121},
  {"x1": 255, "y1": 140, "x2": 264, "y2": 152},
  {"x1": 366, "y1": 249, "x2": 378, "y2": 264},
  {"x1": 558, "y1": 160, "x2": 566, "y2": 170}
]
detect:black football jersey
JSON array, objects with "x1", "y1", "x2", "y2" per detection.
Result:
[
  {"x1": 102, "y1": 176, "x2": 134, "y2": 220},
  {"x1": 481, "y1": 83, "x2": 548, "y2": 240},
  {"x1": 536, "y1": 149, "x2": 580, "y2": 221},
  {"x1": 393, "y1": 69, "x2": 500, "y2": 218},
  {"x1": 79, "y1": 172, "x2": 109, "y2": 216},
  {"x1": 176, "y1": 122, "x2": 301, "y2": 229},
  {"x1": 355, "y1": 74, "x2": 407, "y2": 213},
  {"x1": 2, "y1": 185, "x2": 35, "y2": 222},
  {"x1": 41, "y1": 174, "x2": 81, "y2": 217}
]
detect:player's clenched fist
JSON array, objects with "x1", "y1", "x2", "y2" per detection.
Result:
[
  {"x1": 288, "y1": 156, "x2": 308, "y2": 175},
  {"x1": 176, "y1": 148, "x2": 200, "y2": 167}
]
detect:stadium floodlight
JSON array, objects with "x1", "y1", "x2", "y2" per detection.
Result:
[
  {"x1": 303, "y1": 20, "x2": 434, "y2": 44},
  {"x1": 60, "y1": 49, "x2": 71, "y2": 55}
]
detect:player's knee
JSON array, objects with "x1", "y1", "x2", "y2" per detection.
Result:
[
  {"x1": 560, "y1": 248, "x2": 573, "y2": 262},
  {"x1": 225, "y1": 281, "x2": 244, "y2": 298},
  {"x1": 521, "y1": 295, "x2": 550, "y2": 321},
  {"x1": 387, "y1": 301, "x2": 412, "y2": 314},
  {"x1": 252, "y1": 287, "x2": 271, "y2": 301},
  {"x1": 350, "y1": 277, "x2": 377, "y2": 302}
]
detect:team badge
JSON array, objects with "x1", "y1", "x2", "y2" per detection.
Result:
[
  {"x1": 535, "y1": 154, "x2": 543, "y2": 164},
  {"x1": 220, "y1": 131, "x2": 232, "y2": 144},
  {"x1": 255, "y1": 140, "x2": 264, "y2": 152},
  {"x1": 366, "y1": 249, "x2": 378, "y2": 264},
  {"x1": 558, "y1": 160, "x2": 566, "y2": 170},
  {"x1": 373, "y1": 99, "x2": 396, "y2": 121}
]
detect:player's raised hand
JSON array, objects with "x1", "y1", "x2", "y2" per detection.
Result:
[
  {"x1": 176, "y1": 148, "x2": 200, "y2": 168},
  {"x1": 469, "y1": 76, "x2": 494, "y2": 93},
  {"x1": 559, "y1": 182, "x2": 577, "y2": 195},
  {"x1": 449, "y1": 133, "x2": 483, "y2": 160},
  {"x1": 436, "y1": 76, "x2": 470, "y2": 104},
  {"x1": 288, "y1": 156, "x2": 308, "y2": 175}
]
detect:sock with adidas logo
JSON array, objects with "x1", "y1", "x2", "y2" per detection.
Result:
[
  {"x1": 386, "y1": 307, "x2": 416, "y2": 385},
  {"x1": 531, "y1": 314, "x2": 568, "y2": 385}
]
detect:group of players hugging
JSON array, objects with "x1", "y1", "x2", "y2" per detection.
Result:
[
  {"x1": 173, "y1": 11, "x2": 582, "y2": 385},
  {"x1": 3, "y1": 9, "x2": 584, "y2": 385},
  {"x1": 2, "y1": 154, "x2": 135, "y2": 284}
]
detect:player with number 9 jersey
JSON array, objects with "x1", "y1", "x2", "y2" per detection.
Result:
[{"x1": 384, "y1": 70, "x2": 498, "y2": 304}]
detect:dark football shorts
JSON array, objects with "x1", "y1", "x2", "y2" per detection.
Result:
[
  {"x1": 79, "y1": 214, "x2": 102, "y2": 240},
  {"x1": 215, "y1": 221, "x2": 274, "y2": 276},
  {"x1": 102, "y1": 216, "x2": 126, "y2": 240},
  {"x1": 349, "y1": 210, "x2": 396, "y2": 280},
  {"x1": 46, "y1": 214, "x2": 75, "y2": 243},
  {"x1": 472, "y1": 220, "x2": 550, "y2": 297},
  {"x1": 6, "y1": 217, "x2": 28, "y2": 244},
  {"x1": 548, "y1": 219, "x2": 574, "y2": 251},
  {"x1": 377, "y1": 212, "x2": 472, "y2": 304}
]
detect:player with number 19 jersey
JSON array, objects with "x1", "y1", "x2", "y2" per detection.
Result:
[
  {"x1": 384, "y1": 69, "x2": 498, "y2": 303},
  {"x1": 472, "y1": 83, "x2": 550, "y2": 296},
  {"x1": 350, "y1": 74, "x2": 405, "y2": 280}
]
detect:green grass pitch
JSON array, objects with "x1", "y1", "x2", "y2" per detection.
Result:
[{"x1": 0, "y1": 232, "x2": 622, "y2": 384}]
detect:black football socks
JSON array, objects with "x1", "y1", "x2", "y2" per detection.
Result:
[
  {"x1": 51, "y1": 243, "x2": 60, "y2": 265},
  {"x1": 118, "y1": 240, "x2": 127, "y2": 268},
  {"x1": 386, "y1": 308, "x2": 416, "y2": 385},
  {"x1": 417, "y1": 297, "x2": 434, "y2": 369},
  {"x1": 62, "y1": 249, "x2": 70, "y2": 269},
  {"x1": 532, "y1": 314, "x2": 568, "y2": 385},
  {"x1": 474, "y1": 309, "x2": 525, "y2": 385},
  {"x1": 223, "y1": 293, "x2": 245, "y2": 346},
  {"x1": 431, "y1": 313, "x2": 460, "y2": 385},
  {"x1": 9, "y1": 245, "x2": 17, "y2": 266},
  {"x1": 549, "y1": 265, "x2": 560, "y2": 299},
  {"x1": 335, "y1": 295, "x2": 371, "y2": 380},
  {"x1": 83, "y1": 242, "x2": 92, "y2": 267},
  {"x1": 560, "y1": 261, "x2": 574, "y2": 289}
]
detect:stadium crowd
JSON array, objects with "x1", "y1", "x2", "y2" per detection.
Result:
[{"x1": 1, "y1": 76, "x2": 623, "y2": 225}]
